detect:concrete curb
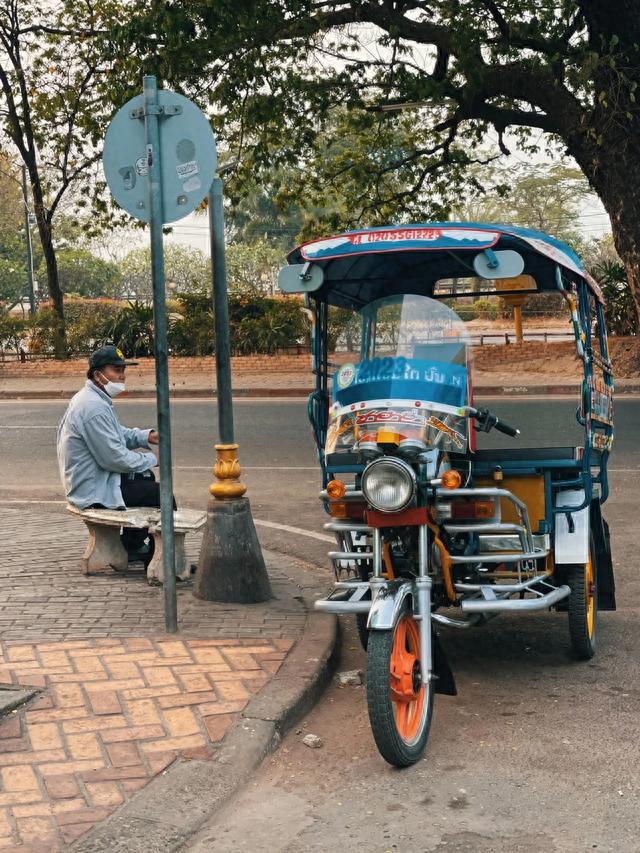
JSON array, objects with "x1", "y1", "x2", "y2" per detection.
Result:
[
  {"x1": 0, "y1": 687, "x2": 38, "y2": 716},
  {"x1": 71, "y1": 595, "x2": 338, "y2": 852}
]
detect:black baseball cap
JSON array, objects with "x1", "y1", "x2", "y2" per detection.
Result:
[{"x1": 89, "y1": 345, "x2": 138, "y2": 370}]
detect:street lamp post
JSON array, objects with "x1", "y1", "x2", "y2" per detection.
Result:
[{"x1": 193, "y1": 171, "x2": 272, "y2": 604}]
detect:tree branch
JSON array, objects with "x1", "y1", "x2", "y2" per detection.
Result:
[
  {"x1": 480, "y1": 0, "x2": 509, "y2": 38},
  {"x1": 49, "y1": 152, "x2": 102, "y2": 217}
]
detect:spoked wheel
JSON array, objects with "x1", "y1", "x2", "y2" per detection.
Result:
[
  {"x1": 366, "y1": 610, "x2": 434, "y2": 767},
  {"x1": 567, "y1": 543, "x2": 597, "y2": 660}
]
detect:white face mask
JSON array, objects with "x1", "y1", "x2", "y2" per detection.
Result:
[
  {"x1": 103, "y1": 381, "x2": 126, "y2": 398},
  {"x1": 97, "y1": 372, "x2": 126, "y2": 397}
]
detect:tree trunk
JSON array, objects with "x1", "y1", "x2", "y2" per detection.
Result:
[
  {"x1": 569, "y1": 128, "x2": 640, "y2": 329},
  {"x1": 30, "y1": 176, "x2": 66, "y2": 358},
  {"x1": 590, "y1": 167, "x2": 640, "y2": 328}
]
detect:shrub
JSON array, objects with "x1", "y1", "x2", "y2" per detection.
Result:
[
  {"x1": 100, "y1": 301, "x2": 155, "y2": 357},
  {"x1": 168, "y1": 291, "x2": 215, "y2": 356},
  {"x1": 27, "y1": 307, "x2": 61, "y2": 354},
  {"x1": 591, "y1": 260, "x2": 637, "y2": 336},
  {"x1": 65, "y1": 314, "x2": 114, "y2": 356},
  {"x1": 453, "y1": 302, "x2": 478, "y2": 322},
  {"x1": 228, "y1": 295, "x2": 308, "y2": 355},
  {"x1": 472, "y1": 297, "x2": 498, "y2": 320},
  {"x1": 0, "y1": 314, "x2": 28, "y2": 356},
  {"x1": 328, "y1": 307, "x2": 358, "y2": 351},
  {"x1": 63, "y1": 296, "x2": 123, "y2": 326}
]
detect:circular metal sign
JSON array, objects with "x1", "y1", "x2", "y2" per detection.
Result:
[{"x1": 103, "y1": 89, "x2": 217, "y2": 224}]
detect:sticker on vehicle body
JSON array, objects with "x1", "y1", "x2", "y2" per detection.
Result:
[
  {"x1": 336, "y1": 363, "x2": 356, "y2": 389},
  {"x1": 355, "y1": 409, "x2": 427, "y2": 427},
  {"x1": 427, "y1": 415, "x2": 465, "y2": 448}
]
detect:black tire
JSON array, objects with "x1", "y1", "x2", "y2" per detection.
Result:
[
  {"x1": 366, "y1": 611, "x2": 434, "y2": 767},
  {"x1": 566, "y1": 545, "x2": 597, "y2": 660},
  {"x1": 355, "y1": 614, "x2": 369, "y2": 651}
]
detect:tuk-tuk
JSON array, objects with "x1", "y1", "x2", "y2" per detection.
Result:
[{"x1": 278, "y1": 223, "x2": 615, "y2": 767}]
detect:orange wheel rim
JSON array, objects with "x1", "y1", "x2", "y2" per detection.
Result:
[
  {"x1": 390, "y1": 615, "x2": 426, "y2": 742},
  {"x1": 586, "y1": 554, "x2": 595, "y2": 638}
]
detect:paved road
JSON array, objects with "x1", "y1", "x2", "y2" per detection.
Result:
[
  {"x1": 1, "y1": 397, "x2": 639, "y2": 852},
  {"x1": 0, "y1": 395, "x2": 638, "y2": 578},
  {"x1": 183, "y1": 400, "x2": 638, "y2": 853}
]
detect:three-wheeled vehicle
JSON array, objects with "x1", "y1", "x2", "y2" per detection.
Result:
[{"x1": 279, "y1": 223, "x2": 615, "y2": 767}]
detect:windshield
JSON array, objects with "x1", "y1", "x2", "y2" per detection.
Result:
[{"x1": 326, "y1": 295, "x2": 470, "y2": 456}]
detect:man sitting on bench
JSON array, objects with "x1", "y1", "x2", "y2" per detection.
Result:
[{"x1": 57, "y1": 345, "x2": 168, "y2": 564}]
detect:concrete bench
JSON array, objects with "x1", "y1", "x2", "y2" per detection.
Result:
[{"x1": 66, "y1": 505, "x2": 206, "y2": 584}]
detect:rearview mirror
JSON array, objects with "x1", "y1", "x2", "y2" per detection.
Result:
[
  {"x1": 473, "y1": 249, "x2": 525, "y2": 279},
  {"x1": 278, "y1": 263, "x2": 324, "y2": 293}
]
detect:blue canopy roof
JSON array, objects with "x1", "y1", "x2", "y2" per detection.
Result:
[{"x1": 287, "y1": 222, "x2": 603, "y2": 309}]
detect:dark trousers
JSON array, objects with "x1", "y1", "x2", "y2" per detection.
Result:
[{"x1": 120, "y1": 472, "x2": 176, "y2": 553}]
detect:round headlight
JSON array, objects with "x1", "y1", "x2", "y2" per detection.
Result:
[{"x1": 361, "y1": 457, "x2": 416, "y2": 513}]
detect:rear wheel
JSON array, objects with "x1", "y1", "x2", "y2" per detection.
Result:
[
  {"x1": 567, "y1": 543, "x2": 597, "y2": 660},
  {"x1": 366, "y1": 610, "x2": 433, "y2": 766}
]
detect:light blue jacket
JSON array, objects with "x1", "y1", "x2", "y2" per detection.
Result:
[{"x1": 57, "y1": 381, "x2": 157, "y2": 509}]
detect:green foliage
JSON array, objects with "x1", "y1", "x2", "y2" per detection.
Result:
[
  {"x1": 452, "y1": 298, "x2": 498, "y2": 322},
  {"x1": 42, "y1": 249, "x2": 122, "y2": 298},
  {"x1": 62, "y1": 296, "x2": 122, "y2": 325},
  {"x1": 0, "y1": 257, "x2": 27, "y2": 308},
  {"x1": 227, "y1": 171, "x2": 306, "y2": 248},
  {"x1": 119, "y1": 244, "x2": 210, "y2": 300},
  {"x1": 62, "y1": 297, "x2": 123, "y2": 355},
  {"x1": 454, "y1": 163, "x2": 592, "y2": 245},
  {"x1": 228, "y1": 295, "x2": 307, "y2": 355},
  {"x1": 0, "y1": 154, "x2": 24, "y2": 255},
  {"x1": 101, "y1": 0, "x2": 640, "y2": 333},
  {"x1": 108, "y1": 1, "x2": 632, "y2": 236},
  {"x1": 471, "y1": 298, "x2": 498, "y2": 321},
  {"x1": 64, "y1": 315, "x2": 109, "y2": 356},
  {"x1": 592, "y1": 260, "x2": 638, "y2": 336},
  {"x1": 0, "y1": 0, "x2": 140, "y2": 345},
  {"x1": 328, "y1": 307, "x2": 359, "y2": 352},
  {"x1": 226, "y1": 240, "x2": 284, "y2": 296},
  {"x1": 168, "y1": 291, "x2": 215, "y2": 356},
  {"x1": 101, "y1": 301, "x2": 155, "y2": 357},
  {"x1": 0, "y1": 313, "x2": 28, "y2": 355},
  {"x1": 453, "y1": 302, "x2": 478, "y2": 322},
  {"x1": 27, "y1": 307, "x2": 63, "y2": 354}
]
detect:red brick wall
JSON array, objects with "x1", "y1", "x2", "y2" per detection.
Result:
[
  {"x1": 0, "y1": 340, "x2": 613, "y2": 377},
  {"x1": 0, "y1": 355, "x2": 313, "y2": 377}
]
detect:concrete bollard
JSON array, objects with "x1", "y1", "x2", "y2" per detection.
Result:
[{"x1": 194, "y1": 496, "x2": 272, "y2": 603}]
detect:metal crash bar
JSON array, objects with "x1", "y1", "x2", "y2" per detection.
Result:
[
  {"x1": 437, "y1": 487, "x2": 536, "y2": 552},
  {"x1": 460, "y1": 584, "x2": 570, "y2": 613}
]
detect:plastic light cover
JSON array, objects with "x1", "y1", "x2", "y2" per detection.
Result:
[{"x1": 362, "y1": 458, "x2": 416, "y2": 513}]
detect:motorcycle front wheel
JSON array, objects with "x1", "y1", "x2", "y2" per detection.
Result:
[{"x1": 366, "y1": 610, "x2": 434, "y2": 767}]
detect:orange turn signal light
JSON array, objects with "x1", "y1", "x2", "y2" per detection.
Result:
[
  {"x1": 441, "y1": 469, "x2": 462, "y2": 490},
  {"x1": 328, "y1": 501, "x2": 348, "y2": 518},
  {"x1": 326, "y1": 479, "x2": 347, "y2": 499}
]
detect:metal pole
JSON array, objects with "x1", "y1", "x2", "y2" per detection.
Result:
[
  {"x1": 195, "y1": 172, "x2": 271, "y2": 603},
  {"x1": 21, "y1": 166, "x2": 36, "y2": 315},
  {"x1": 514, "y1": 304, "x2": 523, "y2": 343},
  {"x1": 143, "y1": 74, "x2": 177, "y2": 633},
  {"x1": 208, "y1": 176, "x2": 234, "y2": 444}
]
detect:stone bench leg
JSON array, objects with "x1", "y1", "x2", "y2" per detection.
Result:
[
  {"x1": 81, "y1": 521, "x2": 128, "y2": 575},
  {"x1": 146, "y1": 529, "x2": 190, "y2": 584}
]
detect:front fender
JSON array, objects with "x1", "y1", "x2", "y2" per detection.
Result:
[{"x1": 367, "y1": 581, "x2": 414, "y2": 631}]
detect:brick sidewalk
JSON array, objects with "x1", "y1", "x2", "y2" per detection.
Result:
[{"x1": 0, "y1": 508, "x2": 312, "y2": 850}]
